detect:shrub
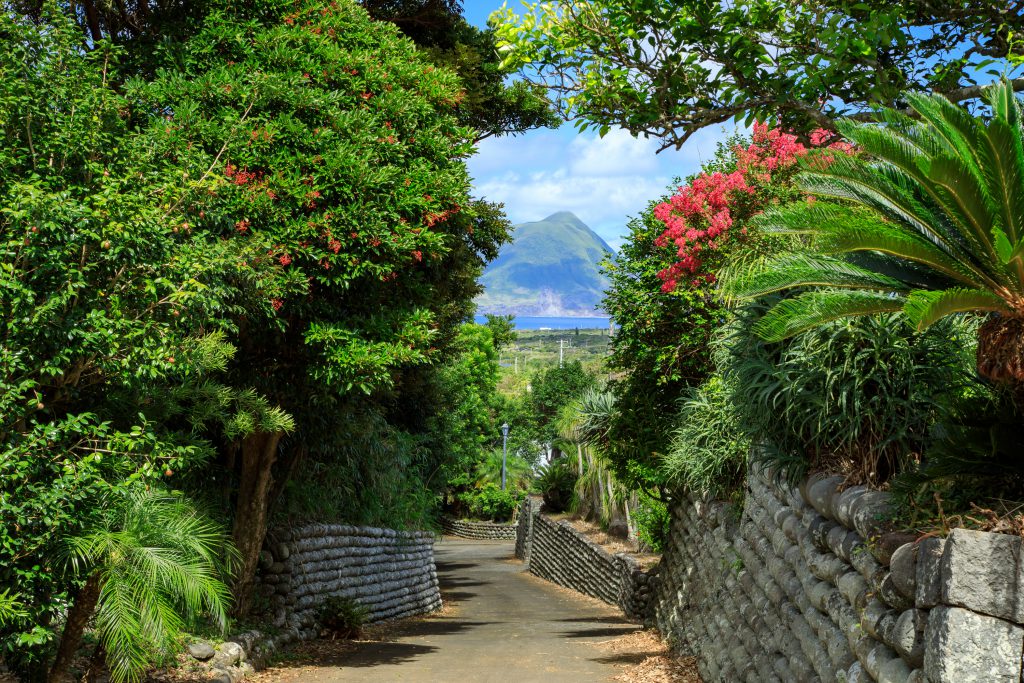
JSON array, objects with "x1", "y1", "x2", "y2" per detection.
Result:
[
  {"x1": 477, "y1": 485, "x2": 519, "y2": 522},
  {"x1": 633, "y1": 493, "x2": 671, "y2": 553},
  {"x1": 457, "y1": 483, "x2": 519, "y2": 522},
  {"x1": 892, "y1": 384, "x2": 1024, "y2": 529},
  {"x1": 662, "y1": 375, "x2": 751, "y2": 500},
  {"x1": 535, "y1": 458, "x2": 576, "y2": 512},
  {"x1": 317, "y1": 596, "x2": 368, "y2": 639},
  {"x1": 720, "y1": 299, "x2": 978, "y2": 485}
]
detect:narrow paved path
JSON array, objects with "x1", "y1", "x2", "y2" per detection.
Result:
[{"x1": 289, "y1": 538, "x2": 642, "y2": 682}]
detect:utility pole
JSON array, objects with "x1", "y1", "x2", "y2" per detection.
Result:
[
  {"x1": 559, "y1": 339, "x2": 565, "y2": 368},
  {"x1": 501, "y1": 423, "x2": 510, "y2": 491}
]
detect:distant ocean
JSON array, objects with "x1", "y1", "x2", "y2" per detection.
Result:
[{"x1": 473, "y1": 315, "x2": 612, "y2": 330}]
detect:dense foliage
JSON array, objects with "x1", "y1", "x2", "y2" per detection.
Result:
[
  {"x1": 727, "y1": 82, "x2": 1024, "y2": 384},
  {"x1": 0, "y1": 11, "x2": 257, "y2": 679},
  {"x1": 600, "y1": 127, "x2": 841, "y2": 493},
  {"x1": 1, "y1": 0, "x2": 532, "y2": 676},
  {"x1": 601, "y1": 185, "x2": 719, "y2": 490},
  {"x1": 366, "y1": 2, "x2": 560, "y2": 141},
  {"x1": 719, "y1": 304, "x2": 978, "y2": 486},
  {"x1": 661, "y1": 376, "x2": 750, "y2": 501},
  {"x1": 493, "y1": 0, "x2": 1024, "y2": 149},
  {"x1": 525, "y1": 360, "x2": 596, "y2": 458}
]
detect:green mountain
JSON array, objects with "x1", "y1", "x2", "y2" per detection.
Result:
[{"x1": 476, "y1": 211, "x2": 613, "y2": 316}]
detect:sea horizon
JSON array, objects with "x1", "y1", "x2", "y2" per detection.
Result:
[{"x1": 473, "y1": 314, "x2": 612, "y2": 330}]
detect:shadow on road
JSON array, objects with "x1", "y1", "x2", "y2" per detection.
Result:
[
  {"x1": 331, "y1": 642, "x2": 438, "y2": 669},
  {"x1": 555, "y1": 615, "x2": 634, "y2": 625},
  {"x1": 439, "y1": 577, "x2": 488, "y2": 588},
  {"x1": 559, "y1": 626, "x2": 639, "y2": 639},
  {"x1": 434, "y1": 561, "x2": 479, "y2": 571},
  {"x1": 442, "y1": 590, "x2": 478, "y2": 601}
]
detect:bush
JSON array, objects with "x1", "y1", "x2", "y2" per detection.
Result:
[
  {"x1": 633, "y1": 493, "x2": 671, "y2": 553},
  {"x1": 317, "y1": 596, "x2": 368, "y2": 639},
  {"x1": 457, "y1": 483, "x2": 520, "y2": 522},
  {"x1": 721, "y1": 299, "x2": 978, "y2": 485},
  {"x1": 535, "y1": 458, "x2": 576, "y2": 512},
  {"x1": 661, "y1": 375, "x2": 750, "y2": 500},
  {"x1": 475, "y1": 485, "x2": 519, "y2": 522}
]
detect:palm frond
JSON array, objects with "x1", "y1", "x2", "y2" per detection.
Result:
[
  {"x1": 754, "y1": 291, "x2": 904, "y2": 342},
  {"x1": 986, "y1": 116, "x2": 1024, "y2": 250},
  {"x1": 903, "y1": 289, "x2": 1011, "y2": 330},
  {"x1": 904, "y1": 90, "x2": 987, "y2": 174},
  {"x1": 723, "y1": 252, "x2": 906, "y2": 301},
  {"x1": 798, "y1": 165, "x2": 983, "y2": 257},
  {"x1": 806, "y1": 211, "x2": 985, "y2": 286},
  {"x1": 64, "y1": 488, "x2": 234, "y2": 683}
]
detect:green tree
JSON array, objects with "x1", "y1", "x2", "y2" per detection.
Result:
[
  {"x1": 601, "y1": 186, "x2": 719, "y2": 489},
  {"x1": 527, "y1": 360, "x2": 596, "y2": 458},
  {"x1": 725, "y1": 81, "x2": 1024, "y2": 384},
  {"x1": 599, "y1": 130, "x2": 812, "y2": 492},
  {"x1": 492, "y1": 0, "x2": 1023, "y2": 149},
  {"x1": 365, "y1": 0, "x2": 560, "y2": 141},
  {"x1": 436, "y1": 324, "x2": 503, "y2": 495},
  {"x1": 131, "y1": 0, "x2": 499, "y2": 611},
  {"x1": 484, "y1": 314, "x2": 517, "y2": 350},
  {"x1": 0, "y1": 9, "x2": 252, "y2": 675}
]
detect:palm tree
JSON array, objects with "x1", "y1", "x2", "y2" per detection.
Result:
[
  {"x1": 724, "y1": 80, "x2": 1024, "y2": 382},
  {"x1": 50, "y1": 488, "x2": 234, "y2": 683},
  {"x1": 555, "y1": 391, "x2": 634, "y2": 533}
]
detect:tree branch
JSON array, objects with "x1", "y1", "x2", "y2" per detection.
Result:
[{"x1": 945, "y1": 78, "x2": 1024, "y2": 103}]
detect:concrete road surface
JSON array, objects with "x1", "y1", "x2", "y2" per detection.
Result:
[{"x1": 288, "y1": 538, "x2": 642, "y2": 682}]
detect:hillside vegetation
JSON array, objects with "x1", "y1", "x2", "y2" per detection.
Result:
[{"x1": 476, "y1": 211, "x2": 613, "y2": 316}]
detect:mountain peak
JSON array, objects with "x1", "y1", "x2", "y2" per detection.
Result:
[
  {"x1": 541, "y1": 210, "x2": 585, "y2": 224},
  {"x1": 475, "y1": 212, "x2": 612, "y2": 317}
]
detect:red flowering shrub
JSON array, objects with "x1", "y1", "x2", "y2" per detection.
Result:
[{"x1": 654, "y1": 123, "x2": 853, "y2": 291}]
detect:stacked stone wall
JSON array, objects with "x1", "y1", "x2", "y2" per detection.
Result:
[
  {"x1": 653, "y1": 466, "x2": 1024, "y2": 682},
  {"x1": 253, "y1": 524, "x2": 440, "y2": 648},
  {"x1": 518, "y1": 510, "x2": 654, "y2": 620},
  {"x1": 441, "y1": 516, "x2": 517, "y2": 540},
  {"x1": 514, "y1": 496, "x2": 541, "y2": 561}
]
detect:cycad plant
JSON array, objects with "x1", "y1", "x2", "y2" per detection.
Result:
[
  {"x1": 50, "y1": 488, "x2": 234, "y2": 683},
  {"x1": 725, "y1": 80, "x2": 1024, "y2": 382}
]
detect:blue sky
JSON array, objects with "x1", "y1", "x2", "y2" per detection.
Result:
[{"x1": 461, "y1": 0, "x2": 736, "y2": 249}]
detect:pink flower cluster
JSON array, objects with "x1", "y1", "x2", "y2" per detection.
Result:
[
  {"x1": 654, "y1": 123, "x2": 852, "y2": 292},
  {"x1": 653, "y1": 171, "x2": 753, "y2": 290}
]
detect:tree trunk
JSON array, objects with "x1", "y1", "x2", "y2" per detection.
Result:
[
  {"x1": 977, "y1": 314, "x2": 1024, "y2": 383},
  {"x1": 575, "y1": 444, "x2": 590, "y2": 519},
  {"x1": 230, "y1": 429, "x2": 283, "y2": 617},
  {"x1": 49, "y1": 572, "x2": 102, "y2": 683},
  {"x1": 623, "y1": 493, "x2": 633, "y2": 541}
]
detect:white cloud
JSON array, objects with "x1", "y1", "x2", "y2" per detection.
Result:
[
  {"x1": 468, "y1": 123, "x2": 740, "y2": 246},
  {"x1": 475, "y1": 170, "x2": 670, "y2": 246},
  {"x1": 568, "y1": 128, "x2": 660, "y2": 177}
]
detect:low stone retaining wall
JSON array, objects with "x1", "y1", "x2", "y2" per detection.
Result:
[
  {"x1": 441, "y1": 516, "x2": 517, "y2": 540},
  {"x1": 653, "y1": 466, "x2": 1024, "y2": 682},
  {"x1": 515, "y1": 497, "x2": 542, "y2": 561},
  {"x1": 516, "y1": 502, "x2": 654, "y2": 620},
  {"x1": 253, "y1": 524, "x2": 440, "y2": 649}
]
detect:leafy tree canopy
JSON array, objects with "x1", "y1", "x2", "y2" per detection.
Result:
[
  {"x1": 366, "y1": 0, "x2": 560, "y2": 140},
  {"x1": 492, "y1": 0, "x2": 1024, "y2": 149}
]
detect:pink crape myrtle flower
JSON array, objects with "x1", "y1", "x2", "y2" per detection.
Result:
[{"x1": 654, "y1": 122, "x2": 852, "y2": 291}]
